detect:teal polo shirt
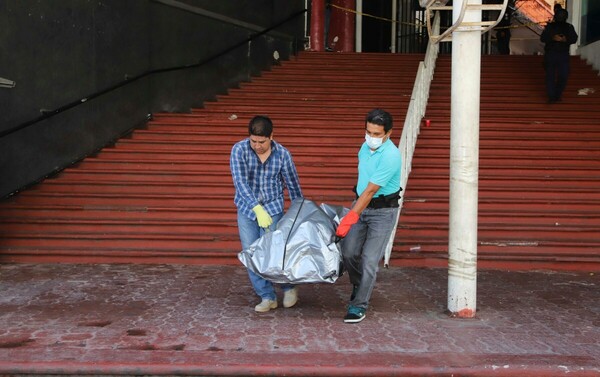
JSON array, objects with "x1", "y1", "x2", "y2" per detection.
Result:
[{"x1": 356, "y1": 138, "x2": 401, "y2": 196}]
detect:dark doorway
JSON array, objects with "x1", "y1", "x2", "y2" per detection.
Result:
[{"x1": 362, "y1": 0, "x2": 393, "y2": 52}]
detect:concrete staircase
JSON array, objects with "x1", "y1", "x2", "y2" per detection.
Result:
[
  {"x1": 1, "y1": 52, "x2": 599, "y2": 270},
  {"x1": 397, "y1": 54, "x2": 600, "y2": 271},
  {"x1": 0, "y1": 52, "x2": 421, "y2": 264}
]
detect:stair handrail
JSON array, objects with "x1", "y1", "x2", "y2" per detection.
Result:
[
  {"x1": 383, "y1": 11, "x2": 441, "y2": 268},
  {"x1": 419, "y1": 0, "x2": 450, "y2": 8},
  {"x1": 426, "y1": 0, "x2": 509, "y2": 44}
]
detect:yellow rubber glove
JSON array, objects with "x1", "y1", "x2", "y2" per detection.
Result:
[{"x1": 252, "y1": 205, "x2": 273, "y2": 229}]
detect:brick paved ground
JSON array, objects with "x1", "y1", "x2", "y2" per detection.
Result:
[{"x1": 0, "y1": 263, "x2": 598, "y2": 376}]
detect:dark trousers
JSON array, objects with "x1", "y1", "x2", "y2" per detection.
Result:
[
  {"x1": 497, "y1": 38, "x2": 510, "y2": 55},
  {"x1": 544, "y1": 52, "x2": 570, "y2": 101},
  {"x1": 341, "y1": 206, "x2": 399, "y2": 310}
]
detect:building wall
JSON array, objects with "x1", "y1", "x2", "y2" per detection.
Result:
[
  {"x1": 579, "y1": 39, "x2": 600, "y2": 72},
  {"x1": 0, "y1": 0, "x2": 305, "y2": 198},
  {"x1": 510, "y1": 25, "x2": 546, "y2": 55}
]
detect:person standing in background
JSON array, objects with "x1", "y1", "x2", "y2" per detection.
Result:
[
  {"x1": 540, "y1": 8, "x2": 578, "y2": 103},
  {"x1": 495, "y1": 13, "x2": 511, "y2": 55}
]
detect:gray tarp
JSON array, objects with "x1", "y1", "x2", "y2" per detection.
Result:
[{"x1": 238, "y1": 199, "x2": 348, "y2": 284}]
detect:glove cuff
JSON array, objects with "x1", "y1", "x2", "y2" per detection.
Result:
[{"x1": 346, "y1": 210, "x2": 359, "y2": 222}]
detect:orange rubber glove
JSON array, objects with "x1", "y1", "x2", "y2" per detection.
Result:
[{"x1": 335, "y1": 210, "x2": 359, "y2": 238}]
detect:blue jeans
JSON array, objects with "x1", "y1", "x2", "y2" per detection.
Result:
[
  {"x1": 237, "y1": 210, "x2": 294, "y2": 300},
  {"x1": 341, "y1": 206, "x2": 400, "y2": 310}
]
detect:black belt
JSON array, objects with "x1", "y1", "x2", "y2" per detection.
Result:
[{"x1": 353, "y1": 187, "x2": 402, "y2": 209}]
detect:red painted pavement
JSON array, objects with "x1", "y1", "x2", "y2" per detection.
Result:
[{"x1": 0, "y1": 263, "x2": 598, "y2": 376}]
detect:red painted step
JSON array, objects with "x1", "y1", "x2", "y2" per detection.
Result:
[{"x1": 396, "y1": 54, "x2": 600, "y2": 270}]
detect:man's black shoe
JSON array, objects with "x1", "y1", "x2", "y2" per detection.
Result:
[{"x1": 344, "y1": 306, "x2": 366, "y2": 323}]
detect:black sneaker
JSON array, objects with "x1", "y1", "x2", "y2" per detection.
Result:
[
  {"x1": 350, "y1": 285, "x2": 359, "y2": 301},
  {"x1": 344, "y1": 306, "x2": 366, "y2": 323}
]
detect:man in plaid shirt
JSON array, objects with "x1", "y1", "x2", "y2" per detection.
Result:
[{"x1": 230, "y1": 115, "x2": 303, "y2": 312}]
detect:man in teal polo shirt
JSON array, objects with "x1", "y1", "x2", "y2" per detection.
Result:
[{"x1": 336, "y1": 108, "x2": 402, "y2": 323}]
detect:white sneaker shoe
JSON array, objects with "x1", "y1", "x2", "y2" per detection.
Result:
[
  {"x1": 283, "y1": 287, "x2": 298, "y2": 308},
  {"x1": 254, "y1": 299, "x2": 277, "y2": 313}
]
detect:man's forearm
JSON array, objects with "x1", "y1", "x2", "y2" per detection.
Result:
[{"x1": 351, "y1": 183, "x2": 380, "y2": 215}]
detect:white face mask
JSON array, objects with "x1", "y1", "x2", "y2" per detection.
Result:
[{"x1": 365, "y1": 133, "x2": 384, "y2": 150}]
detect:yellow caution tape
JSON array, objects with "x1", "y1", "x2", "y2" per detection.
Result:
[{"x1": 330, "y1": 3, "x2": 548, "y2": 31}]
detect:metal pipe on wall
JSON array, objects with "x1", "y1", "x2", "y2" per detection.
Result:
[{"x1": 0, "y1": 77, "x2": 16, "y2": 88}]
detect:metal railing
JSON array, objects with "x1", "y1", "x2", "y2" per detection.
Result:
[
  {"x1": 425, "y1": 0, "x2": 509, "y2": 43},
  {"x1": 384, "y1": 11, "x2": 441, "y2": 267}
]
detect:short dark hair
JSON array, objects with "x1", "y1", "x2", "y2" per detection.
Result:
[
  {"x1": 365, "y1": 109, "x2": 393, "y2": 133},
  {"x1": 248, "y1": 115, "x2": 273, "y2": 137}
]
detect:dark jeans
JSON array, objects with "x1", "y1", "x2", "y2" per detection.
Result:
[
  {"x1": 544, "y1": 52, "x2": 570, "y2": 101},
  {"x1": 341, "y1": 206, "x2": 399, "y2": 310}
]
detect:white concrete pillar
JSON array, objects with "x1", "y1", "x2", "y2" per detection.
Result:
[{"x1": 448, "y1": 0, "x2": 480, "y2": 318}]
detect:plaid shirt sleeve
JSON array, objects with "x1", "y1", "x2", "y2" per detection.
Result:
[
  {"x1": 230, "y1": 141, "x2": 260, "y2": 218},
  {"x1": 280, "y1": 147, "x2": 303, "y2": 202}
]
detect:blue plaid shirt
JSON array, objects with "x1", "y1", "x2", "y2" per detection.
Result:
[{"x1": 230, "y1": 138, "x2": 303, "y2": 219}]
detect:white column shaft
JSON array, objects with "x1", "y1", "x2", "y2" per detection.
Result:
[{"x1": 448, "y1": 0, "x2": 481, "y2": 317}]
